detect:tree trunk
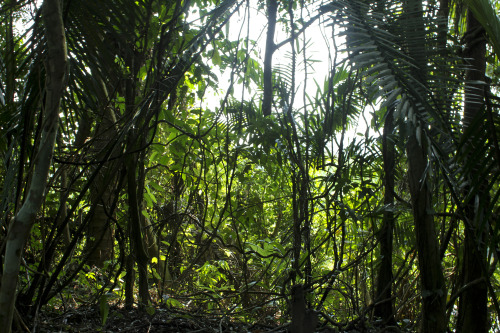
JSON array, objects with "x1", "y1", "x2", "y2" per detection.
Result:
[
  {"x1": 456, "y1": 11, "x2": 488, "y2": 333},
  {"x1": 262, "y1": 0, "x2": 277, "y2": 116},
  {"x1": 85, "y1": 47, "x2": 119, "y2": 267},
  {"x1": 0, "y1": 0, "x2": 67, "y2": 331},
  {"x1": 137, "y1": 147, "x2": 171, "y2": 288},
  {"x1": 125, "y1": 253, "x2": 136, "y2": 309},
  {"x1": 374, "y1": 106, "x2": 396, "y2": 325},
  {"x1": 86, "y1": 106, "x2": 118, "y2": 268},
  {"x1": 403, "y1": 1, "x2": 447, "y2": 331},
  {"x1": 55, "y1": 139, "x2": 71, "y2": 247},
  {"x1": 407, "y1": 136, "x2": 447, "y2": 332},
  {"x1": 126, "y1": 153, "x2": 151, "y2": 307}
]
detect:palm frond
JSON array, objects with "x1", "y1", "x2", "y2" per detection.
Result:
[
  {"x1": 324, "y1": 0, "x2": 462, "y2": 136},
  {"x1": 322, "y1": 0, "x2": 500, "y2": 233}
]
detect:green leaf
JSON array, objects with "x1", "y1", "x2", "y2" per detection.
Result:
[
  {"x1": 166, "y1": 297, "x2": 183, "y2": 308},
  {"x1": 212, "y1": 48, "x2": 221, "y2": 66},
  {"x1": 150, "y1": 182, "x2": 163, "y2": 192},
  {"x1": 151, "y1": 267, "x2": 161, "y2": 280},
  {"x1": 99, "y1": 295, "x2": 110, "y2": 326},
  {"x1": 145, "y1": 187, "x2": 157, "y2": 204},
  {"x1": 145, "y1": 303, "x2": 156, "y2": 315}
]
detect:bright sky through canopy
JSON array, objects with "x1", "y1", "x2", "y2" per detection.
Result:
[
  {"x1": 196, "y1": 1, "x2": 372, "y2": 139},
  {"x1": 199, "y1": 2, "x2": 332, "y2": 108}
]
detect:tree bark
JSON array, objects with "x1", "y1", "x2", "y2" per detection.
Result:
[
  {"x1": 456, "y1": 11, "x2": 488, "y2": 333},
  {"x1": 262, "y1": 0, "x2": 277, "y2": 116},
  {"x1": 0, "y1": 0, "x2": 67, "y2": 331},
  {"x1": 403, "y1": 1, "x2": 447, "y2": 331},
  {"x1": 407, "y1": 136, "x2": 447, "y2": 333},
  {"x1": 374, "y1": 107, "x2": 396, "y2": 325},
  {"x1": 290, "y1": 284, "x2": 318, "y2": 333},
  {"x1": 126, "y1": 153, "x2": 151, "y2": 307},
  {"x1": 86, "y1": 82, "x2": 118, "y2": 268}
]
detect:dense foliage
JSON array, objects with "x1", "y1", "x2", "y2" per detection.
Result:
[{"x1": 1, "y1": 0, "x2": 500, "y2": 332}]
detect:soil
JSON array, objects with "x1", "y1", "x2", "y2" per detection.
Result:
[
  {"x1": 20, "y1": 306, "x2": 285, "y2": 333},
  {"x1": 14, "y1": 306, "x2": 408, "y2": 333},
  {"x1": 15, "y1": 303, "x2": 407, "y2": 332}
]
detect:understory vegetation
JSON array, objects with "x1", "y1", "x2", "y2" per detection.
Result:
[{"x1": 1, "y1": 0, "x2": 500, "y2": 332}]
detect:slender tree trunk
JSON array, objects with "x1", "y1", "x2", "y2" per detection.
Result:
[
  {"x1": 87, "y1": 161, "x2": 117, "y2": 268},
  {"x1": 85, "y1": 41, "x2": 119, "y2": 267},
  {"x1": 456, "y1": 11, "x2": 488, "y2": 333},
  {"x1": 138, "y1": 152, "x2": 170, "y2": 288},
  {"x1": 4, "y1": 0, "x2": 16, "y2": 104},
  {"x1": 0, "y1": 0, "x2": 67, "y2": 331},
  {"x1": 374, "y1": 107, "x2": 396, "y2": 325},
  {"x1": 126, "y1": 153, "x2": 151, "y2": 307},
  {"x1": 407, "y1": 136, "x2": 447, "y2": 332},
  {"x1": 137, "y1": 146, "x2": 170, "y2": 288},
  {"x1": 262, "y1": 0, "x2": 277, "y2": 116},
  {"x1": 56, "y1": 134, "x2": 71, "y2": 247},
  {"x1": 86, "y1": 99, "x2": 118, "y2": 267},
  {"x1": 124, "y1": 252, "x2": 136, "y2": 309},
  {"x1": 403, "y1": 1, "x2": 447, "y2": 331}
]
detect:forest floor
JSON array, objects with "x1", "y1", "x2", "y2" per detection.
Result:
[
  {"x1": 30, "y1": 305, "x2": 286, "y2": 332},
  {"x1": 19, "y1": 304, "x2": 404, "y2": 333}
]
